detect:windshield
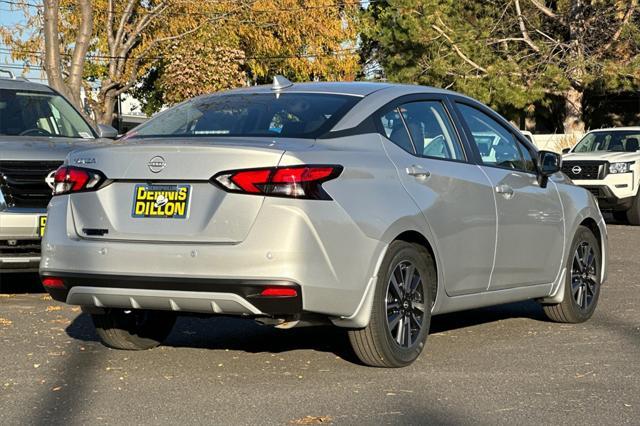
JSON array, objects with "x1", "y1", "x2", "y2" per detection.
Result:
[
  {"x1": 573, "y1": 131, "x2": 640, "y2": 153},
  {"x1": 0, "y1": 89, "x2": 95, "y2": 138},
  {"x1": 127, "y1": 93, "x2": 359, "y2": 139}
]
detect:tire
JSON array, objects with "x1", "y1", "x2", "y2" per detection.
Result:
[
  {"x1": 348, "y1": 241, "x2": 435, "y2": 368},
  {"x1": 92, "y1": 309, "x2": 177, "y2": 350},
  {"x1": 626, "y1": 193, "x2": 640, "y2": 225},
  {"x1": 612, "y1": 211, "x2": 629, "y2": 224},
  {"x1": 541, "y1": 225, "x2": 602, "y2": 323}
]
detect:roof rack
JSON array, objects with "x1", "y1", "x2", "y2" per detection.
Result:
[{"x1": 0, "y1": 68, "x2": 29, "y2": 81}]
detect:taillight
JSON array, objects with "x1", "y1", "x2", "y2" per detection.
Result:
[
  {"x1": 42, "y1": 277, "x2": 65, "y2": 289},
  {"x1": 213, "y1": 165, "x2": 342, "y2": 200},
  {"x1": 53, "y1": 166, "x2": 106, "y2": 196},
  {"x1": 260, "y1": 287, "x2": 298, "y2": 297}
]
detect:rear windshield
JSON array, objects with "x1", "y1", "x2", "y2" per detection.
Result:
[
  {"x1": 127, "y1": 93, "x2": 359, "y2": 139},
  {"x1": 0, "y1": 89, "x2": 95, "y2": 139},
  {"x1": 573, "y1": 131, "x2": 640, "y2": 152}
]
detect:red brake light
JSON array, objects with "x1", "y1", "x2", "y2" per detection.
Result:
[
  {"x1": 42, "y1": 277, "x2": 65, "y2": 289},
  {"x1": 272, "y1": 167, "x2": 334, "y2": 183},
  {"x1": 230, "y1": 169, "x2": 272, "y2": 193},
  {"x1": 260, "y1": 287, "x2": 298, "y2": 297},
  {"x1": 213, "y1": 165, "x2": 342, "y2": 200},
  {"x1": 53, "y1": 166, "x2": 105, "y2": 195}
]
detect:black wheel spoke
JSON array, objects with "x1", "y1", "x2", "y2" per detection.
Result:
[
  {"x1": 569, "y1": 241, "x2": 600, "y2": 311},
  {"x1": 390, "y1": 273, "x2": 403, "y2": 299},
  {"x1": 386, "y1": 260, "x2": 427, "y2": 349},
  {"x1": 388, "y1": 312, "x2": 401, "y2": 331}
]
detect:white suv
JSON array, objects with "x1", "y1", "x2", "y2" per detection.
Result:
[{"x1": 562, "y1": 128, "x2": 640, "y2": 224}]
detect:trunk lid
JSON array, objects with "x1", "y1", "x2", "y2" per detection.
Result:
[{"x1": 67, "y1": 138, "x2": 309, "y2": 243}]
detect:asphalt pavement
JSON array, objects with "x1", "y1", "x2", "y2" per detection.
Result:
[{"x1": 0, "y1": 224, "x2": 638, "y2": 425}]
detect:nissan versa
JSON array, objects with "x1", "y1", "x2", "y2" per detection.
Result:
[{"x1": 40, "y1": 78, "x2": 607, "y2": 367}]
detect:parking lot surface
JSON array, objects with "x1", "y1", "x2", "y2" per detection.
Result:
[{"x1": 0, "y1": 224, "x2": 638, "y2": 425}]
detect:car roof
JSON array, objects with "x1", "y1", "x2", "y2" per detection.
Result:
[
  {"x1": 222, "y1": 81, "x2": 459, "y2": 98},
  {"x1": 0, "y1": 74, "x2": 54, "y2": 93},
  {"x1": 588, "y1": 127, "x2": 640, "y2": 132}
]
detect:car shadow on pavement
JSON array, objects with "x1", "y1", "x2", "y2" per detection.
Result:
[
  {"x1": 430, "y1": 299, "x2": 547, "y2": 334},
  {"x1": 0, "y1": 272, "x2": 43, "y2": 294},
  {"x1": 65, "y1": 299, "x2": 548, "y2": 363}
]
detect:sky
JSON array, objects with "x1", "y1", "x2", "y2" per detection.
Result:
[{"x1": 1, "y1": 5, "x2": 49, "y2": 82}]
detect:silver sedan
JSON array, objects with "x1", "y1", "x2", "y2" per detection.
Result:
[{"x1": 40, "y1": 78, "x2": 607, "y2": 367}]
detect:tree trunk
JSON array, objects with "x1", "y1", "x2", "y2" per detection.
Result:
[
  {"x1": 563, "y1": 87, "x2": 585, "y2": 134},
  {"x1": 98, "y1": 92, "x2": 118, "y2": 126},
  {"x1": 43, "y1": 0, "x2": 69, "y2": 100}
]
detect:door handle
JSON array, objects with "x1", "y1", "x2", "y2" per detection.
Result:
[
  {"x1": 495, "y1": 184, "x2": 514, "y2": 198},
  {"x1": 406, "y1": 165, "x2": 431, "y2": 179}
]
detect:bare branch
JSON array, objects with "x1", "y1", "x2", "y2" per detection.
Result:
[
  {"x1": 515, "y1": 0, "x2": 540, "y2": 52},
  {"x1": 107, "y1": 0, "x2": 115, "y2": 48},
  {"x1": 113, "y1": 0, "x2": 137, "y2": 56},
  {"x1": 597, "y1": 0, "x2": 637, "y2": 56},
  {"x1": 529, "y1": 0, "x2": 560, "y2": 20},
  {"x1": 431, "y1": 24, "x2": 487, "y2": 73}
]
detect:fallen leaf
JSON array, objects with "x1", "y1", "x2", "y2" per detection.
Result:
[
  {"x1": 290, "y1": 416, "x2": 332, "y2": 425},
  {"x1": 0, "y1": 318, "x2": 13, "y2": 326},
  {"x1": 52, "y1": 386, "x2": 62, "y2": 391},
  {"x1": 45, "y1": 306, "x2": 62, "y2": 312}
]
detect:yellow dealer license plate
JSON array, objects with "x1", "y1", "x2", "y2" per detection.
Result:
[
  {"x1": 38, "y1": 215, "x2": 47, "y2": 238},
  {"x1": 132, "y1": 184, "x2": 191, "y2": 219}
]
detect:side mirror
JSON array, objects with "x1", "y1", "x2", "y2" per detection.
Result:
[
  {"x1": 97, "y1": 124, "x2": 118, "y2": 139},
  {"x1": 562, "y1": 147, "x2": 571, "y2": 154},
  {"x1": 537, "y1": 150, "x2": 562, "y2": 188}
]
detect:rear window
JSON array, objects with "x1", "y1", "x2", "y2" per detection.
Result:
[{"x1": 128, "y1": 93, "x2": 359, "y2": 139}]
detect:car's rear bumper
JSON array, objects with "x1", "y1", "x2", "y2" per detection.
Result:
[
  {"x1": 0, "y1": 209, "x2": 45, "y2": 272},
  {"x1": 41, "y1": 272, "x2": 302, "y2": 315},
  {"x1": 40, "y1": 195, "x2": 385, "y2": 319}
]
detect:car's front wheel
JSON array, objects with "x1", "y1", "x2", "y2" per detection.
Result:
[
  {"x1": 92, "y1": 309, "x2": 176, "y2": 350},
  {"x1": 541, "y1": 225, "x2": 601, "y2": 323},
  {"x1": 348, "y1": 241, "x2": 434, "y2": 368},
  {"x1": 625, "y1": 193, "x2": 640, "y2": 225}
]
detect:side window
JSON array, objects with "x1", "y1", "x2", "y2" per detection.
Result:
[
  {"x1": 399, "y1": 101, "x2": 465, "y2": 161},
  {"x1": 378, "y1": 108, "x2": 415, "y2": 154},
  {"x1": 457, "y1": 103, "x2": 535, "y2": 172}
]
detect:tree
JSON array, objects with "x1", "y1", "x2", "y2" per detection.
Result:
[
  {"x1": 133, "y1": 0, "x2": 361, "y2": 113},
  {"x1": 2, "y1": 0, "x2": 360, "y2": 122},
  {"x1": 362, "y1": 0, "x2": 640, "y2": 132}
]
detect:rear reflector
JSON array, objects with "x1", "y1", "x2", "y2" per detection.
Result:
[
  {"x1": 213, "y1": 165, "x2": 342, "y2": 200},
  {"x1": 42, "y1": 277, "x2": 65, "y2": 289},
  {"x1": 260, "y1": 288, "x2": 298, "y2": 297}
]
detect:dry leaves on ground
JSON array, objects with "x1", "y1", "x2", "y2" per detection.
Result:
[{"x1": 290, "y1": 416, "x2": 332, "y2": 424}]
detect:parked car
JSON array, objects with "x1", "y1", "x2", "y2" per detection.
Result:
[
  {"x1": 520, "y1": 130, "x2": 535, "y2": 144},
  {"x1": 0, "y1": 69, "x2": 117, "y2": 272},
  {"x1": 40, "y1": 78, "x2": 607, "y2": 367},
  {"x1": 562, "y1": 128, "x2": 640, "y2": 224}
]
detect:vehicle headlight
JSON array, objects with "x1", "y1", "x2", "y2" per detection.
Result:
[{"x1": 608, "y1": 162, "x2": 634, "y2": 174}]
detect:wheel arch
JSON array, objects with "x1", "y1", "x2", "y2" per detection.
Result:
[
  {"x1": 331, "y1": 226, "x2": 441, "y2": 329},
  {"x1": 393, "y1": 230, "x2": 439, "y2": 305}
]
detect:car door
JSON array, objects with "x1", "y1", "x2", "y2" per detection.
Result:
[
  {"x1": 454, "y1": 101, "x2": 564, "y2": 290},
  {"x1": 377, "y1": 97, "x2": 497, "y2": 296}
]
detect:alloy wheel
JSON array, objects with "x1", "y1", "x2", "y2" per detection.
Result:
[
  {"x1": 385, "y1": 260, "x2": 426, "y2": 348},
  {"x1": 571, "y1": 241, "x2": 599, "y2": 310}
]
